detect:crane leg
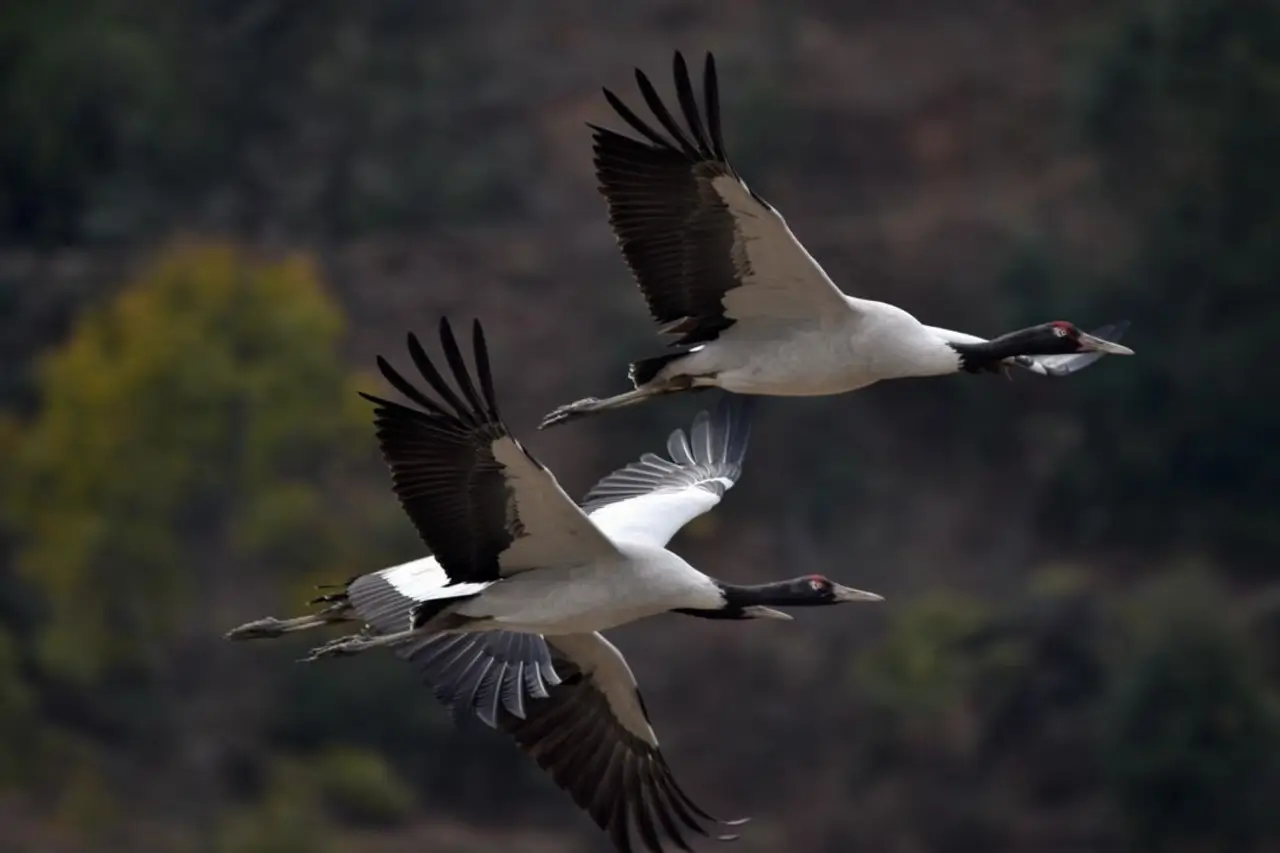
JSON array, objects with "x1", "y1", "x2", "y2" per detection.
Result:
[
  {"x1": 300, "y1": 626, "x2": 421, "y2": 661},
  {"x1": 225, "y1": 601, "x2": 353, "y2": 640}
]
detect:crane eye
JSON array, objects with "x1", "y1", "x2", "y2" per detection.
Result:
[
  {"x1": 1052, "y1": 326, "x2": 1068, "y2": 338},
  {"x1": 808, "y1": 578, "x2": 825, "y2": 592}
]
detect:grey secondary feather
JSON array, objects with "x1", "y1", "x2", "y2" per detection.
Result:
[
  {"x1": 397, "y1": 630, "x2": 561, "y2": 728},
  {"x1": 345, "y1": 562, "x2": 561, "y2": 727}
]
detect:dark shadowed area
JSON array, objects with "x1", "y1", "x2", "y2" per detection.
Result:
[{"x1": 2, "y1": 1, "x2": 1277, "y2": 851}]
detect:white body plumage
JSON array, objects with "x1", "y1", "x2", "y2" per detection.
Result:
[
  {"x1": 382, "y1": 544, "x2": 724, "y2": 636},
  {"x1": 678, "y1": 302, "x2": 967, "y2": 396}
]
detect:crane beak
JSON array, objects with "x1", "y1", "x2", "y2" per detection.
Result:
[
  {"x1": 1077, "y1": 332, "x2": 1134, "y2": 356},
  {"x1": 832, "y1": 584, "x2": 884, "y2": 603},
  {"x1": 742, "y1": 605, "x2": 793, "y2": 621}
]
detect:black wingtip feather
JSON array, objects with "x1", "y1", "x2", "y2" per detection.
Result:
[
  {"x1": 665, "y1": 773, "x2": 719, "y2": 827},
  {"x1": 493, "y1": 646, "x2": 739, "y2": 853},
  {"x1": 634, "y1": 67, "x2": 700, "y2": 161},
  {"x1": 591, "y1": 51, "x2": 749, "y2": 349},
  {"x1": 672, "y1": 52, "x2": 712, "y2": 158},
  {"x1": 469, "y1": 319, "x2": 500, "y2": 420},
  {"x1": 630, "y1": 762, "x2": 664, "y2": 853},
  {"x1": 406, "y1": 329, "x2": 473, "y2": 424},
  {"x1": 375, "y1": 355, "x2": 446, "y2": 416},
  {"x1": 437, "y1": 318, "x2": 487, "y2": 419},
  {"x1": 604, "y1": 86, "x2": 677, "y2": 151},
  {"x1": 703, "y1": 52, "x2": 726, "y2": 161},
  {"x1": 357, "y1": 317, "x2": 525, "y2": 584},
  {"x1": 650, "y1": 797, "x2": 694, "y2": 853}
]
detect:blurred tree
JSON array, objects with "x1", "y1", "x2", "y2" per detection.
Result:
[
  {"x1": 0, "y1": 0, "x2": 180, "y2": 244},
  {"x1": 1038, "y1": 0, "x2": 1280, "y2": 565},
  {"x1": 0, "y1": 626, "x2": 38, "y2": 788},
  {"x1": 857, "y1": 592, "x2": 990, "y2": 729},
  {"x1": 958, "y1": 568, "x2": 1110, "y2": 809},
  {"x1": 267, "y1": 655, "x2": 554, "y2": 822},
  {"x1": 964, "y1": 569, "x2": 1106, "y2": 752},
  {"x1": 1102, "y1": 571, "x2": 1280, "y2": 850},
  {"x1": 4, "y1": 240, "x2": 373, "y2": 686},
  {"x1": 309, "y1": 746, "x2": 415, "y2": 827},
  {"x1": 217, "y1": 755, "x2": 335, "y2": 853},
  {"x1": 0, "y1": 0, "x2": 535, "y2": 245}
]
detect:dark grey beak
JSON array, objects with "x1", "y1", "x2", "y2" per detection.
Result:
[
  {"x1": 1077, "y1": 332, "x2": 1134, "y2": 356},
  {"x1": 832, "y1": 584, "x2": 884, "y2": 603}
]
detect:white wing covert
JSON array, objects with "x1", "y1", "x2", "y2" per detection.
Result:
[{"x1": 584, "y1": 394, "x2": 754, "y2": 547}]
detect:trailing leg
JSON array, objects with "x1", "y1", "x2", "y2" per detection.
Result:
[
  {"x1": 224, "y1": 600, "x2": 353, "y2": 641},
  {"x1": 300, "y1": 625, "x2": 423, "y2": 661},
  {"x1": 538, "y1": 357, "x2": 699, "y2": 430}
]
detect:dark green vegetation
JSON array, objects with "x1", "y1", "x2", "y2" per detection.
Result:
[{"x1": 1, "y1": 1, "x2": 1275, "y2": 850}]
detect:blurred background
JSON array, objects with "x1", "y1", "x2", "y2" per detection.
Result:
[{"x1": 1, "y1": 0, "x2": 1276, "y2": 851}]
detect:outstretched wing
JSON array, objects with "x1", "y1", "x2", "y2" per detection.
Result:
[
  {"x1": 582, "y1": 394, "x2": 754, "y2": 547},
  {"x1": 361, "y1": 318, "x2": 619, "y2": 586},
  {"x1": 594, "y1": 51, "x2": 850, "y2": 348},
  {"x1": 497, "y1": 632, "x2": 747, "y2": 853}
]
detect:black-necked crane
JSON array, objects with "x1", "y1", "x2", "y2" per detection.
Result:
[
  {"x1": 539, "y1": 52, "x2": 1133, "y2": 430},
  {"x1": 227, "y1": 317, "x2": 881, "y2": 853}
]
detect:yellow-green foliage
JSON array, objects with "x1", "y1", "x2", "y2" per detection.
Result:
[
  {"x1": 52, "y1": 745, "x2": 117, "y2": 835},
  {"x1": 217, "y1": 757, "x2": 334, "y2": 853},
  {"x1": 856, "y1": 592, "x2": 991, "y2": 719},
  {"x1": 1102, "y1": 568, "x2": 1280, "y2": 849},
  {"x1": 309, "y1": 746, "x2": 415, "y2": 827},
  {"x1": 0, "y1": 627, "x2": 38, "y2": 787},
  {"x1": 216, "y1": 747, "x2": 414, "y2": 853},
  {"x1": 5, "y1": 240, "x2": 372, "y2": 684}
]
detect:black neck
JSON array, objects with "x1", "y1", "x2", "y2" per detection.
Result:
[
  {"x1": 674, "y1": 580, "x2": 814, "y2": 620},
  {"x1": 949, "y1": 327, "x2": 1048, "y2": 374}
]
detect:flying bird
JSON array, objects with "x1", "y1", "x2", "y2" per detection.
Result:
[
  {"x1": 539, "y1": 52, "x2": 1133, "y2": 429},
  {"x1": 227, "y1": 318, "x2": 882, "y2": 853}
]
